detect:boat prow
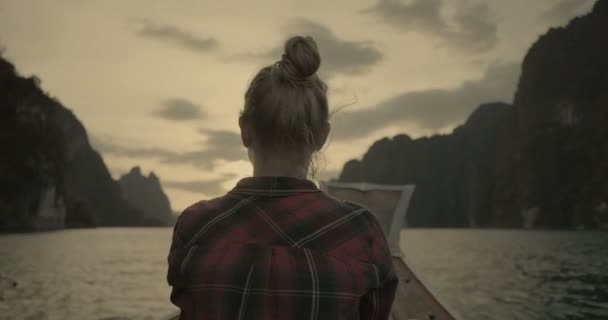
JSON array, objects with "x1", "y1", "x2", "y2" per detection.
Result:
[{"x1": 321, "y1": 181, "x2": 458, "y2": 320}]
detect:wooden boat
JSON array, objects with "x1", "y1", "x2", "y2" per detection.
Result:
[
  {"x1": 165, "y1": 182, "x2": 458, "y2": 320},
  {"x1": 321, "y1": 181, "x2": 457, "y2": 320}
]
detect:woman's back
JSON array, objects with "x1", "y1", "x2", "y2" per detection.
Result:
[
  {"x1": 167, "y1": 35, "x2": 397, "y2": 319},
  {"x1": 167, "y1": 176, "x2": 397, "y2": 319}
]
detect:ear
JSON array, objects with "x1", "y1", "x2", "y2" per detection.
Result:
[
  {"x1": 316, "y1": 122, "x2": 331, "y2": 150},
  {"x1": 239, "y1": 116, "x2": 252, "y2": 148}
]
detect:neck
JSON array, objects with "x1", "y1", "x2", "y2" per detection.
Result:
[{"x1": 250, "y1": 148, "x2": 310, "y2": 179}]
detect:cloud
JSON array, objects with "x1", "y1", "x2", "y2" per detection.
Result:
[
  {"x1": 163, "y1": 173, "x2": 237, "y2": 195},
  {"x1": 132, "y1": 19, "x2": 218, "y2": 52},
  {"x1": 541, "y1": 0, "x2": 594, "y2": 22},
  {"x1": 91, "y1": 129, "x2": 247, "y2": 170},
  {"x1": 198, "y1": 128, "x2": 242, "y2": 146},
  {"x1": 162, "y1": 129, "x2": 246, "y2": 169},
  {"x1": 230, "y1": 19, "x2": 383, "y2": 76},
  {"x1": 152, "y1": 98, "x2": 206, "y2": 121},
  {"x1": 330, "y1": 61, "x2": 520, "y2": 140},
  {"x1": 365, "y1": 0, "x2": 498, "y2": 52},
  {"x1": 91, "y1": 135, "x2": 175, "y2": 158},
  {"x1": 366, "y1": 0, "x2": 445, "y2": 33}
]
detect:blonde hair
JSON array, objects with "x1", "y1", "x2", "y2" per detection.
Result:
[{"x1": 240, "y1": 36, "x2": 329, "y2": 175}]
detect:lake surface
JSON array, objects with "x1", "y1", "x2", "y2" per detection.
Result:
[{"x1": 0, "y1": 228, "x2": 607, "y2": 320}]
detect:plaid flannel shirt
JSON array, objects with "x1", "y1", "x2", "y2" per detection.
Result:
[{"x1": 167, "y1": 176, "x2": 398, "y2": 319}]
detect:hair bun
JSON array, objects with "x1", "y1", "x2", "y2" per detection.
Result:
[{"x1": 281, "y1": 36, "x2": 321, "y2": 80}]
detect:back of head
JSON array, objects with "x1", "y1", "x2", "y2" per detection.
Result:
[{"x1": 241, "y1": 36, "x2": 329, "y2": 159}]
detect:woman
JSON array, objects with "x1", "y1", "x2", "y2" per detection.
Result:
[{"x1": 167, "y1": 36, "x2": 398, "y2": 319}]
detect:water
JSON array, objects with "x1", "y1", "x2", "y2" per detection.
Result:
[
  {"x1": 401, "y1": 230, "x2": 608, "y2": 320},
  {"x1": 0, "y1": 228, "x2": 177, "y2": 320},
  {"x1": 0, "y1": 228, "x2": 607, "y2": 320}
]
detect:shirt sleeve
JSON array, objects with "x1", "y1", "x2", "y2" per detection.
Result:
[
  {"x1": 167, "y1": 212, "x2": 191, "y2": 312},
  {"x1": 359, "y1": 209, "x2": 399, "y2": 319},
  {"x1": 167, "y1": 214, "x2": 184, "y2": 282},
  {"x1": 359, "y1": 272, "x2": 398, "y2": 320},
  {"x1": 167, "y1": 202, "x2": 204, "y2": 289}
]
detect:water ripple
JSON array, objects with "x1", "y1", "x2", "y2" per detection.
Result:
[{"x1": 0, "y1": 228, "x2": 607, "y2": 319}]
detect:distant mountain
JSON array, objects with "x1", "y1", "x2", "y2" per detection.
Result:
[
  {"x1": 338, "y1": 0, "x2": 608, "y2": 229},
  {"x1": 118, "y1": 167, "x2": 174, "y2": 226},
  {"x1": 0, "y1": 55, "x2": 144, "y2": 231},
  {"x1": 339, "y1": 102, "x2": 517, "y2": 227}
]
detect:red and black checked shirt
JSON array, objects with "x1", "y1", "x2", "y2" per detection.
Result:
[{"x1": 167, "y1": 176, "x2": 398, "y2": 319}]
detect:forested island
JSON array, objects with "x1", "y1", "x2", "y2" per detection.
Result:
[
  {"x1": 0, "y1": 56, "x2": 173, "y2": 231},
  {"x1": 338, "y1": 0, "x2": 608, "y2": 229}
]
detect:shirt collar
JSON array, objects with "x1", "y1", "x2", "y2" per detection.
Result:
[{"x1": 229, "y1": 176, "x2": 321, "y2": 196}]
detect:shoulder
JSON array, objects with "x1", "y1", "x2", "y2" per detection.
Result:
[
  {"x1": 311, "y1": 193, "x2": 386, "y2": 240},
  {"x1": 325, "y1": 198, "x2": 392, "y2": 261},
  {"x1": 175, "y1": 200, "x2": 209, "y2": 229},
  {"x1": 341, "y1": 201, "x2": 389, "y2": 251},
  {"x1": 317, "y1": 192, "x2": 371, "y2": 215},
  {"x1": 174, "y1": 194, "x2": 241, "y2": 245},
  {"x1": 340, "y1": 199, "x2": 384, "y2": 230},
  {"x1": 310, "y1": 193, "x2": 383, "y2": 231}
]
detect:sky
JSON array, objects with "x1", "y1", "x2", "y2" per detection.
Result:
[{"x1": 0, "y1": 0, "x2": 596, "y2": 212}]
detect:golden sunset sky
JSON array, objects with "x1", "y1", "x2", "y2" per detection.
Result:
[{"x1": 0, "y1": 0, "x2": 595, "y2": 211}]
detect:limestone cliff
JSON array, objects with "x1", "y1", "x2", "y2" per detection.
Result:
[
  {"x1": 512, "y1": 0, "x2": 608, "y2": 228},
  {"x1": 338, "y1": 0, "x2": 608, "y2": 228},
  {"x1": 118, "y1": 167, "x2": 174, "y2": 226},
  {"x1": 0, "y1": 55, "x2": 142, "y2": 230}
]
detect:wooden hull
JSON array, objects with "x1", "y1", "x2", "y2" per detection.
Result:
[{"x1": 391, "y1": 256, "x2": 456, "y2": 320}]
